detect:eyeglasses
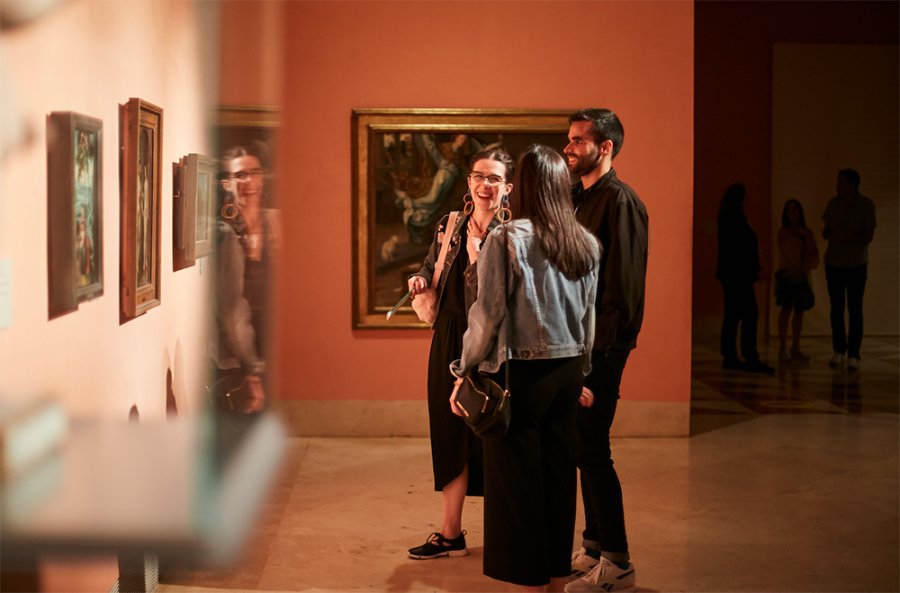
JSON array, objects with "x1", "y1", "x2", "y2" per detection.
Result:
[
  {"x1": 230, "y1": 169, "x2": 264, "y2": 182},
  {"x1": 468, "y1": 172, "x2": 506, "y2": 186}
]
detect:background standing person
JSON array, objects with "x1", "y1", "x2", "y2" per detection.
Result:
[
  {"x1": 212, "y1": 143, "x2": 279, "y2": 414},
  {"x1": 406, "y1": 148, "x2": 515, "y2": 559},
  {"x1": 822, "y1": 168, "x2": 877, "y2": 371},
  {"x1": 775, "y1": 199, "x2": 819, "y2": 363},
  {"x1": 715, "y1": 182, "x2": 775, "y2": 375},
  {"x1": 450, "y1": 144, "x2": 600, "y2": 592},
  {"x1": 563, "y1": 108, "x2": 647, "y2": 593}
]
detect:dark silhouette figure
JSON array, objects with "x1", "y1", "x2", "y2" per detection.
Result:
[
  {"x1": 775, "y1": 199, "x2": 819, "y2": 363},
  {"x1": 822, "y1": 168, "x2": 876, "y2": 371},
  {"x1": 716, "y1": 183, "x2": 774, "y2": 375}
]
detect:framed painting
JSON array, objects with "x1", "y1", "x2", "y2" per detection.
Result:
[
  {"x1": 173, "y1": 153, "x2": 217, "y2": 271},
  {"x1": 119, "y1": 98, "x2": 163, "y2": 322},
  {"x1": 351, "y1": 108, "x2": 571, "y2": 329},
  {"x1": 47, "y1": 111, "x2": 103, "y2": 319}
]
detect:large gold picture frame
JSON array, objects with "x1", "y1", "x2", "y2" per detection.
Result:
[{"x1": 351, "y1": 108, "x2": 570, "y2": 329}]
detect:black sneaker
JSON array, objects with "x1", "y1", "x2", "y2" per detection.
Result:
[{"x1": 407, "y1": 531, "x2": 468, "y2": 559}]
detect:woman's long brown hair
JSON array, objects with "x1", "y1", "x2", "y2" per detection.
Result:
[{"x1": 511, "y1": 144, "x2": 597, "y2": 279}]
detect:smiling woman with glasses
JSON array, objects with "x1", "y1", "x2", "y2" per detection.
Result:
[
  {"x1": 210, "y1": 142, "x2": 280, "y2": 415},
  {"x1": 405, "y1": 147, "x2": 514, "y2": 561}
]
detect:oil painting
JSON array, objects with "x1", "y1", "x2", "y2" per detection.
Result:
[{"x1": 352, "y1": 109, "x2": 570, "y2": 328}]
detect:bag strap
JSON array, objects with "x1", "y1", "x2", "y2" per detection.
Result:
[
  {"x1": 502, "y1": 223, "x2": 512, "y2": 395},
  {"x1": 431, "y1": 211, "x2": 459, "y2": 288}
]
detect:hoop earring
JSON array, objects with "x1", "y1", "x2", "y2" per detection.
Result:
[
  {"x1": 462, "y1": 192, "x2": 474, "y2": 216},
  {"x1": 221, "y1": 196, "x2": 238, "y2": 221},
  {"x1": 497, "y1": 194, "x2": 511, "y2": 223}
]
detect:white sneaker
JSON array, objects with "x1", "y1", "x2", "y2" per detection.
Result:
[
  {"x1": 565, "y1": 556, "x2": 636, "y2": 593},
  {"x1": 570, "y1": 546, "x2": 600, "y2": 577},
  {"x1": 829, "y1": 353, "x2": 844, "y2": 369},
  {"x1": 847, "y1": 357, "x2": 860, "y2": 371}
]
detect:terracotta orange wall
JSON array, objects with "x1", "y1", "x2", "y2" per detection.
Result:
[
  {"x1": 217, "y1": 0, "x2": 283, "y2": 106},
  {"x1": 692, "y1": 0, "x2": 899, "y2": 339},
  {"x1": 273, "y1": 1, "x2": 694, "y2": 404}
]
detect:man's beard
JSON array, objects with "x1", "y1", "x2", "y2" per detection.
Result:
[{"x1": 567, "y1": 150, "x2": 601, "y2": 178}]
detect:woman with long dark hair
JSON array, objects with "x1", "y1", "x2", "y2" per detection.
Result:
[{"x1": 450, "y1": 144, "x2": 600, "y2": 591}]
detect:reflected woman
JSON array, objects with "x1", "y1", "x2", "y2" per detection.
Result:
[{"x1": 212, "y1": 143, "x2": 280, "y2": 413}]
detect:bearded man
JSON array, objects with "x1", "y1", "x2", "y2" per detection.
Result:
[{"x1": 563, "y1": 108, "x2": 649, "y2": 593}]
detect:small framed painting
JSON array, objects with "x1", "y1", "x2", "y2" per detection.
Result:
[
  {"x1": 173, "y1": 153, "x2": 217, "y2": 271},
  {"x1": 47, "y1": 111, "x2": 103, "y2": 319},
  {"x1": 120, "y1": 98, "x2": 163, "y2": 322}
]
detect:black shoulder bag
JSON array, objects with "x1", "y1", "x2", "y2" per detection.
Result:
[
  {"x1": 207, "y1": 369, "x2": 253, "y2": 413},
  {"x1": 455, "y1": 224, "x2": 512, "y2": 439}
]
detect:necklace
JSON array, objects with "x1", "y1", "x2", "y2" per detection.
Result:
[{"x1": 468, "y1": 215, "x2": 490, "y2": 238}]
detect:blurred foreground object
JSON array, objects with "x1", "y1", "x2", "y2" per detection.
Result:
[
  {"x1": 0, "y1": 0, "x2": 67, "y2": 161},
  {"x1": 0, "y1": 396, "x2": 67, "y2": 480},
  {"x1": 0, "y1": 0, "x2": 65, "y2": 28},
  {"x1": 1, "y1": 411, "x2": 285, "y2": 570}
]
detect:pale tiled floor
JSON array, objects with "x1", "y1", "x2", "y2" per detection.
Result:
[{"x1": 159, "y1": 336, "x2": 899, "y2": 593}]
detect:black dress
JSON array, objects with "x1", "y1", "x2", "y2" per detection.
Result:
[{"x1": 426, "y1": 224, "x2": 484, "y2": 495}]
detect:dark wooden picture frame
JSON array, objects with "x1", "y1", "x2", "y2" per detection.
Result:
[
  {"x1": 351, "y1": 108, "x2": 571, "y2": 329},
  {"x1": 47, "y1": 111, "x2": 104, "y2": 319},
  {"x1": 173, "y1": 153, "x2": 217, "y2": 271},
  {"x1": 119, "y1": 98, "x2": 163, "y2": 321}
]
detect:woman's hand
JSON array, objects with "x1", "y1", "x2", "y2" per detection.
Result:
[
  {"x1": 579, "y1": 386, "x2": 595, "y2": 408},
  {"x1": 408, "y1": 275, "x2": 428, "y2": 297},
  {"x1": 243, "y1": 375, "x2": 266, "y2": 413},
  {"x1": 449, "y1": 377, "x2": 464, "y2": 416}
]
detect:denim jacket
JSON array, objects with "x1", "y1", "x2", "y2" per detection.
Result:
[
  {"x1": 412, "y1": 211, "x2": 501, "y2": 317},
  {"x1": 450, "y1": 219, "x2": 600, "y2": 377}
]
